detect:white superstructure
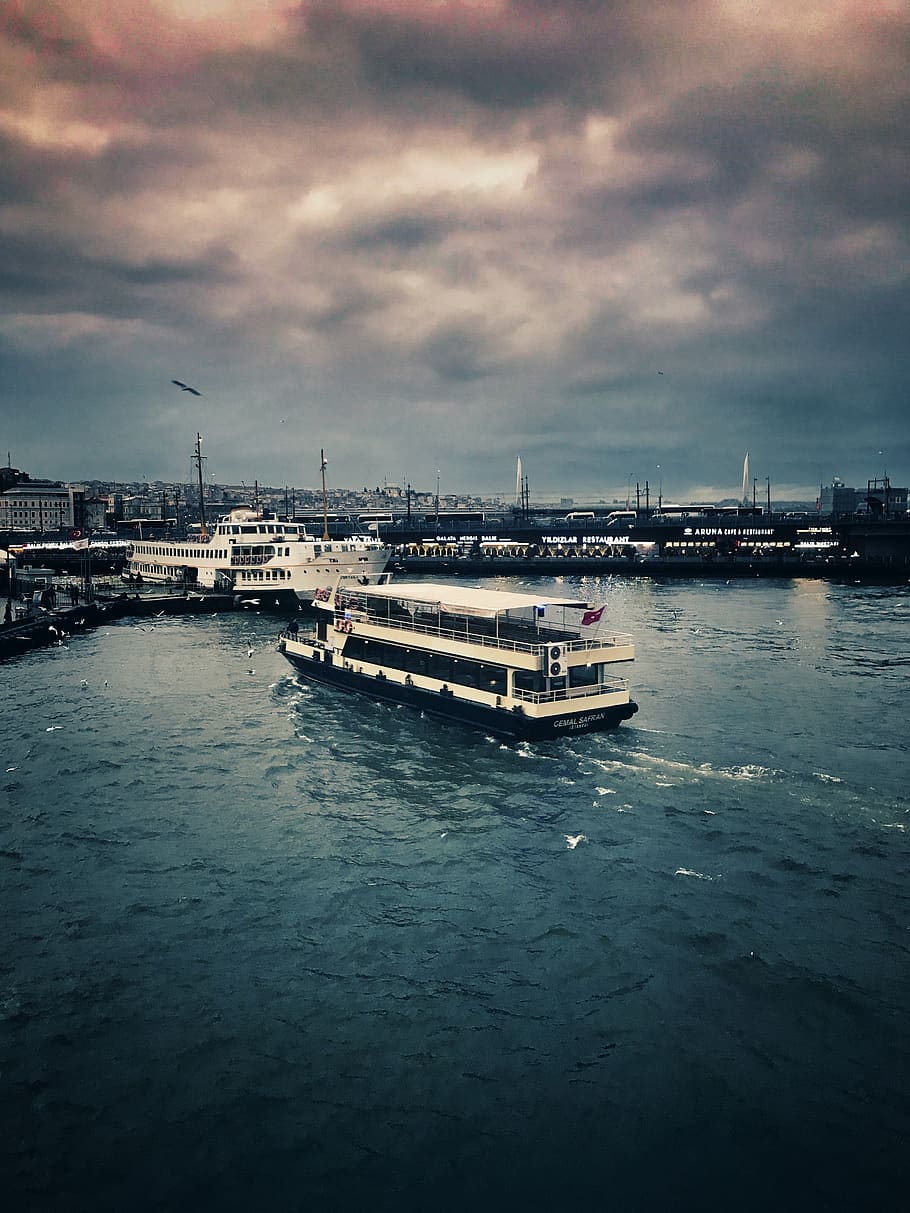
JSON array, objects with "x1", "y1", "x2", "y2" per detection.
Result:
[{"x1": 127, "y1": 507, "x2": 390, "y2": 603}]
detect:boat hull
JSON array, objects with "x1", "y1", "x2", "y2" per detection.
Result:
[{"x1": 279, "y1": 646, "x2": 637, "y2": 740}]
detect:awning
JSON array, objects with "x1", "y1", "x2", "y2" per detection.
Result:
[{"x1": 358, "y1": 581, "x2": 588, "y2": 619}]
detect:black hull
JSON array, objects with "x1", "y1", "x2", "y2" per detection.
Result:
[
  {"x1": 233, "y1": 588, "x2": 302, "y2": 610},
  {"x1": 279, "y1": 647, "x2": 637, "y2": 740}
]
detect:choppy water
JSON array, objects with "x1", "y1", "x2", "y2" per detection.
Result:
[{"x1": 2, "y1": 575, "x2": 909, "y2": 1212}]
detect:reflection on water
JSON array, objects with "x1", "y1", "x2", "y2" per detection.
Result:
[{"x1": 2, "y1": 577, "x2": 909, "y2": 1211}]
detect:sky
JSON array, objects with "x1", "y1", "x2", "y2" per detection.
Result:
[{"x1": 1, "y1": 0, "x2": 907, "y2": 503}]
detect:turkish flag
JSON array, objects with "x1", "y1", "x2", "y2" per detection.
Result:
[{"x1": 581, "y1": 606, "x2": 605, "y2": 627}]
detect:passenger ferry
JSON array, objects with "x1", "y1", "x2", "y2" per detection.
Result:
[
  {"x1": 127, "y1": 507, "x2": 391, "y2": 605},
  {"x1": 277, "y1": 578, "x2": 638, "y2": 739}
]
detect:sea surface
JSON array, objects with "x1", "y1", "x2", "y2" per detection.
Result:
[{"x1": 2, "y1": 574, "x2": 909, "y2": 1212}]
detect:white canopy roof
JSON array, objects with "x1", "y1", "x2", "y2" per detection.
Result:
[{"x1": 356, "y1": 581, "x2": 588, "y2": 618}]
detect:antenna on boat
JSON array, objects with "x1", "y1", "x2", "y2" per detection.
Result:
[
  {"x1": 320, "y1": 449, "x2": 330, "y2": 540},
  {"x1": 194, "y1": 432, "x2": 209, "y2": 539}
]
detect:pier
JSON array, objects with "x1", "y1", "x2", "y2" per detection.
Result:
[
  {"x1": 386, "y1": 515, "x2": 910, "y2": 581},
  {"x1": 0, "y1": 593, "x2": 237, "y2": 660}
]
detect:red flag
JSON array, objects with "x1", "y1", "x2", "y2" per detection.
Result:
[{"x1": 581, "y1": 605, "x2": 605, "y2": 627}]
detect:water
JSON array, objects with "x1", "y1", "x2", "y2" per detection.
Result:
[{"x1": 2, "y1": 575, "x2": 909, "y2": 1211}]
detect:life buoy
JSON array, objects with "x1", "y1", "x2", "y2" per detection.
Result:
[
  {"x1": 550, "y1": 662, "x2": 562, "y2": 676},
  {"x1": 550, "y1": 646, "x2": 561, "y2": 660}
]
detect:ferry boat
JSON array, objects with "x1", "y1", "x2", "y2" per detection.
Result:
[
  {"x1": 277, "y1": 579, "x2": 638, "y2": 739},
  {"x1": 127, "y1": 507, "x2": 391, "y2": 605}
]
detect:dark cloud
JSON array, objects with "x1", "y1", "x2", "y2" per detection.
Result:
[
  {"x1": 419, "y1": 318, "x2": 502, "y2": 382},
  {"x1": 0, "y1": 228, "x2": 238, "y2": 315},
  {"x1": 346, "y1": 212, "x2": 451, "y2": 252},
  {"x1": 0, "y1": 1, "x2": 907, "y2": 498},
  {"x1": 303, "y1": 0, "x2": 668, "y2": 112}
]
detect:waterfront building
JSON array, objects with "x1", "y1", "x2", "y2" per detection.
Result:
[
  {"x1": 83, "y1": 497, "x2": 110, "y2": 532},
  {"x1": 819, "y1": 478, "x2": 908, "y2": 518},
  {"x1": 0, "y1": 480, "x2": 86, "y2": 535}
]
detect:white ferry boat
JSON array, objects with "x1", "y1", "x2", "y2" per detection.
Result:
[
  {"x1": 127, "y1": 507, "x2": 391, "y2": 605},
  {"x1": 277, "y1": 579, "x2": 638, "y2": 739}
]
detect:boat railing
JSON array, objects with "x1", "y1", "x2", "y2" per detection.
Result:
[
  {"x1": 343, "y1": 608, "x2": 631, "y2": 655},
  {"x1": 132, "y1": 537, "x2": 211, "y2": 549},
  {"x1": 513, "y1": 676, "x2": 630, "y2": 705}
]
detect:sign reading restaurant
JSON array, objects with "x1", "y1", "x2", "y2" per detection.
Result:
[{"x1": 685, "y1": 526, "x2": 775, "y2": 538}]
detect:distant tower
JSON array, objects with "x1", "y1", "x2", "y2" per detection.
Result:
[
  {"x1": 741, "y1": 452, "x2": 750, "y2": 506},
  {"x1": 516, "y1": 455, "x2": 522, "y2": 503}
]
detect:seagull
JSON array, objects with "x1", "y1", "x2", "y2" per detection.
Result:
[
  {"x1": 565, "y1": 833, "x2": 586, "y2": 849},
  {"x1": 171, "y1": 379, "x2": 202, "y2": 396},
  {"x1": 247, "y1": 646, "x2": 254, "y2": 657}
]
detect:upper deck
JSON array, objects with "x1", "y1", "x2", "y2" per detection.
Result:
[{"x1": 323, "y1": 581, "x2": 634, "y2": 662}]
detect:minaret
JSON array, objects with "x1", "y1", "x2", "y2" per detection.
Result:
[{"x1": 741, "y1": 452, "x2": 750, "y2": 507}]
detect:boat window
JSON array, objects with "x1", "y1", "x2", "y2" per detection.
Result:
[
  {"x1": 513, "y1": 670, "x2": 543, "y2": 695},
  {"x1": 569, "y1": 664, "x2": 601, "y2": 689}
]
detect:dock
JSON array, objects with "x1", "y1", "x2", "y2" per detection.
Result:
[{"x1": 0, "y1": 593, "x2": 238, "y2": 660}]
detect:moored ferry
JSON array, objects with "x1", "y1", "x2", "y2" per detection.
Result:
[
  {"x1": 127, "y1": 507, "x2": 391, "y2": 605},
  {"x1": 277, "y1": 578, "x2": 638, "y2": 739}
]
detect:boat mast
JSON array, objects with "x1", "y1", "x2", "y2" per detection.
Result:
[
  {"x1": 320, "y1": 449, "x2": 330, "y2": 541},
  {"x1": 194, "y1": 432, "x2": 208, "y2": 539}
]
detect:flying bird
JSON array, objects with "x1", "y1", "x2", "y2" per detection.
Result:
[{"x1": 171, "y1": 379, "x2": 202, "y2": 396}]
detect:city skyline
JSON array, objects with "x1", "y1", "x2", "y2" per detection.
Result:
[
  {"x1": 5, "y1": 455, "x2": 901, "y2": 513},
  {"x1": 2, "y1": 2, "x2": 907, "y2": 501}
]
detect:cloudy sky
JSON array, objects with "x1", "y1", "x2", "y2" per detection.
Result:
[{"x1": 1, "y1": 0, "x2": 907, "y2": 503}]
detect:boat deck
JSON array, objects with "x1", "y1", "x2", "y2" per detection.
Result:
[{"x1": 333, "y1": 605, "x2": 631, "y2": 656}]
